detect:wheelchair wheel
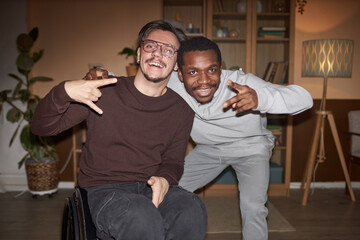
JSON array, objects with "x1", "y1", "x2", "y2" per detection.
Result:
[{"x1": 61, "y1": 197, "x2": 80, "y2": 240}]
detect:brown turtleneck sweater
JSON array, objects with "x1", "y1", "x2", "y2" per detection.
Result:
[{"x1": 31, "y1": 76, "x2": 194, "y2": 188}]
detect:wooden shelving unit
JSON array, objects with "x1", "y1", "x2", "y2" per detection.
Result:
[
  {"x1": 163, "y1": 0, "x2": 207, "y2": 37},
  {"x1": 205, "y1": 0, "x2": 295, "y2": 196}
]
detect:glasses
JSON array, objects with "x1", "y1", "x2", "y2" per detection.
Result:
[{"x1": 141, "y1": 40, "x2": 178, "y2": 58}]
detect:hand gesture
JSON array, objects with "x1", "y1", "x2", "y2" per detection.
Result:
[
  {"x1": 64, "y1": 78, "x2": 117, "y2": 114},
  {"x1": 83, "y1": 67, "x2": 110, "y2": 80},
  {"x1": 147, "y1": 176, "x2": 169, "y2": 208},
  {"x1": 223, "y1": 80, "x2": 258, "y2": 114}
]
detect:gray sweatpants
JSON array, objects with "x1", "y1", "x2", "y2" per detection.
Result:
[{"x1": 179, "y1": 146, "x2": 269, "y2": 240}]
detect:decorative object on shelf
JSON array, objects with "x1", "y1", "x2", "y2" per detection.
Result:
[
  {"x1": 186, "y1": 23, "x2": 194, "y2": 33},
  {"x1": 215, "y1": 28, "x2": 224, "y2": 37},
  {"x1": 295, "y1": 0, "x2": 307, "y2": 14},
  {"x1": 229, "y1": 30, "x2": 239, "y2": 38},
  {"x1": 185, "y1": 23, "x2": 200, "y2": 34},
  {"x1": 273, "y1": 0, "x2": 286, "y2": 12},
  {"x1": 301, "y1": 39, "x2": 356, "y2": 205},
  {"x1": 257, "y1": 0, "x2": 262, "y2": 13},
  {"x1": 118, "y1": 46, "x2": 139, "y2": 76},
  {"x1": 0, "y1": 27, "x2": 59, "y2": 196},
  {"x1": 236, "y1": 0, "x2": 246, "y2": 13},
  {"x1": 215, "y1": 27, "x2": 229, "y2": 38}
]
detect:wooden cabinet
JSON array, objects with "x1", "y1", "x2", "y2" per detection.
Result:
[
  {"x1": 205, "y1": 0, "x2": 295, "y2": 196},
  {"x1": 163, "y1": 0, "x2": 207, "y2": 37}
]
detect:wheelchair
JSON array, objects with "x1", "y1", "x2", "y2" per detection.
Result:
[{"x1": 61, "y1": 187, "x2": 97, "y2": 240}]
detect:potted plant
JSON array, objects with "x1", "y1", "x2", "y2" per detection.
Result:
[
  {"x1": 118, "y1": 46, "x2": 139, "y2": 76},
  {"x1": 0, "y1": 27, "x2": 59, "y2": 196}
]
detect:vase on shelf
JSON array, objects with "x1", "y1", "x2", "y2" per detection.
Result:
[{"x1": 237, "y1": 0, "x2": 246, "y2": 13}]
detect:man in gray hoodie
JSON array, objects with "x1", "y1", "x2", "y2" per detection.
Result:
[{"x1": 89, "y1": 36, "x2": 313, "y2": 240}]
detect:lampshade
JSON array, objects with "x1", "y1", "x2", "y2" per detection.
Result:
[{"x1": 302, "y1": 39, "x2": 354, "y2": 77}]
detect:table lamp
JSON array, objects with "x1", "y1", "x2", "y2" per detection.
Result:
[{"x1": 300, "y1": 39, "x2": 356, "y2": 205}]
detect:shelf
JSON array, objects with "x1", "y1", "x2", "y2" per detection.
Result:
[
  {"x1": 256, "y1": 37, "x2": 290, "y2": 42},
  {"x1": 213, "y1": 37, "x2": 246, "y2": 42},
  {"x1": 163, "y1": 0, "x2": 206, "y2": 38},
  {"x1": 186, "y1": 33, "x2": 206, "y2": 37},
  {"x1": 213, "y1": 12, "x2": 247, "y2": 18},
  {"x1": 163, "y1": 0, "x2": 204, "y2": 6},
  {"x1": 257, "y1": 12, "x2": 290, "y2": 19}
]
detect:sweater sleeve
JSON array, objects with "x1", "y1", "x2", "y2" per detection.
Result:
[
  {"x1": 227, "y1": 70, "x2": 313, "y2": 115},
  {"x1": 254, "y1": 83, "x2": 313, "y2": 114},
  {"x1": 155, "y1": 104, "x2": 195, "y2": 186},
  {"x1": 31, "y1": 81, "x2": 90, "y2": 136}
]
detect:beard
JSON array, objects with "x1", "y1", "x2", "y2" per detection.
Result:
[
  {"x1": 142, "y1": 71, "x2": 170, "y2": 83},
  {"x1": 140, "y1": 58, "x2": 174, "y2": 83}
]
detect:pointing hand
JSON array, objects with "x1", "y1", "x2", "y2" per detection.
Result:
[
  {"x1": 223, "y1": 80, "x2": 258, "y2": 114},
  {"x1": 64, "y1": 78, "x2": 117, "y2": 114}
]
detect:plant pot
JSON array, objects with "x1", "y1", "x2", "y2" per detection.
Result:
[
  {"x1": 126, "y1": 65, "x2": 138, "y2": 76},
  {"x1": 25, "y1": 158, "x2": 59, "y2": 195}
]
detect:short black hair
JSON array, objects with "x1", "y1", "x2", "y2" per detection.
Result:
[
  {"x1": 177, "y1": 37, "x2": 222, "y2": 69},
  {"x1": 137, "y1": 20, "x2": 187, "y2": 47}
]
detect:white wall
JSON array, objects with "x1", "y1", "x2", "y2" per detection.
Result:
[{"x1": 0, "y1": 0, "x2": 28, "y2": 191}]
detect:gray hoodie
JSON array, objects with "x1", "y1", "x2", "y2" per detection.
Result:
[{"x1": 167, "y1": 69, "x2": 313, "y2": 158}]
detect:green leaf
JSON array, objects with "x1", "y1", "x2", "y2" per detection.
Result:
[
  {"x1": 19, "y1": 89, "x2": 30, "y2": 102},
  {"x1": 16, "y1": 34, "x2": 34, "y2": 52},
  {"x1": 28, "y1": 27, "x2": 39, "y2": 42},
  {"x1": 29, "y1": 76, "x2": 53, "y2": 85},
  {"x1": 6, "y1": 108, "x2": 22, "y2": 123},
  {"x1": 31, "y1": 144, "x2": 44, "y2": 163},
  {"x1": 23, "y1": 108, "x2": 32, "y2": 122},
  {"x1": 34, "y1": 95, "x2": 41, "y2": 103},
  {"x1": 20, "y1": 125, "x2": 36, "y2": 152},
  {"x1": 8, "y1": 73, "x2": 25, "y2": 84},
  {"x1": 16, "y1": 53, "x2": 34, "y2": 71},
  {"x1": 118, "y1": 47, "x2": 137, "y2": 57},
  {"x1": 12, "y1": 82, "x2": 23, "y2": 98},
  {"x1": 32, "y1": 49, "x2": 44, "y2": 63},
  {"x1": 0, "y1": 90, "x2": 11, "y2": 101},
  {"x1": 18, "y1": 153, "x2": 31, "y2": 169},
  {"x1": 9, "y1": 123, "x2": 22, "y2": 147}
]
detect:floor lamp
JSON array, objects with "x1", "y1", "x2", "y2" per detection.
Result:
[{"x1": 300, "y1": 39, "x2": 356, "y2": 206}]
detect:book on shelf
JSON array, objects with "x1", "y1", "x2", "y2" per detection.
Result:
[
  {"x1": 268, "y1": 62, "x2": 278, "y2": 82},
  {"x1": 267, "y1": 125, "x2": 283, "y2": 146},
  {"x1": 216, "y1": 0, "x2": 224, "y2": 12},
  {"x1": 264, "y1": 62, "x2": 274, "y2": 82},
  {"x1": 258, "y1": 26, "x2": 286, "y2": 38},
  {"x1": 280, "y1": 61, "x2": 289, "y2": 84},
  {"x1": 271, "y1": 149, "x2": 282, "y2": 165},
  {"x1": 263, "y1": 61, "x2": 288, "y2": 84},
  {"x1": 260, "y1": 26, "x2": 286, "y2": 31},
  {"x1": 273, "y1": 62, "x2": 285, "y2": 84}
]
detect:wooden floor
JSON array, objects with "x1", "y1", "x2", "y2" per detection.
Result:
[{"x1": 0, "y1": 188, "x2": 359, "y2": 240}]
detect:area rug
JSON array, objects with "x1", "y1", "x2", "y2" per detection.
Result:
[{"x1": 203, "y1": 196, "x2": 295, "y2": 234}]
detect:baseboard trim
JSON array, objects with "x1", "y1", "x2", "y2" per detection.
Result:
[
  {"x1": 1, "y1": 180, "x2": 359, "y2": 192},
  {"x1": 290, "y1": 181, "x2": 360, "y2": 189}
]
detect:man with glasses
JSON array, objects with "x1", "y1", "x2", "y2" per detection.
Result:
[{"x1": 31, "y1": 20, "x2": 207, "y2": 240}]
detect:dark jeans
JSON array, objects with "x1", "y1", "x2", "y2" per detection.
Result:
[{"x1": 86, "y1": 182, "x2": 207, "y2": 240}]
